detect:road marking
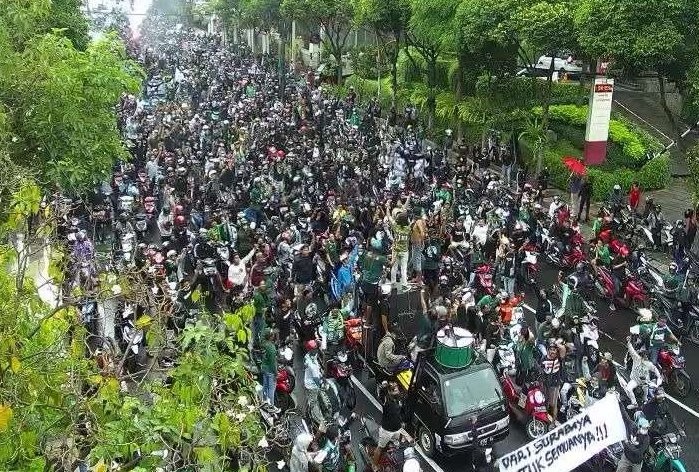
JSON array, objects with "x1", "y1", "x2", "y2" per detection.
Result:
[
  {"x1": 350, "y1": 375, "x2": 446, "y2": 472},
  {"x1": 610, "y1": 360, "x2": 699, "y2": 420},
  {"x1": 350, "y1": 374, "x2": 382, "y2": 411}
]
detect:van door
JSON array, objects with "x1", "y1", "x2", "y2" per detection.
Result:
[{"x1": 413, "y1": 368, "x2": 444, "y2": 435}]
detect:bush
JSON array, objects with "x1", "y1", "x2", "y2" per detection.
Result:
[
  {"x1": 686, "y1": 145, "x2": 699, "y2": 202},
  {"x1": 520, "y1": 138, "x2": 670, "y2": 201},
  {"x1": 532, "y1": 104, "x2": 662, "y2": 164}
]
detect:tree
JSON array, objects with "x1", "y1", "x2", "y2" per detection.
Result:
[
  {"x1": 356, "y1": 0, "x2": 410, "y2": 106},
  {"x1": 514, "y1": 0, "x2": 576, "y2": 132},
  {"x1": 0, "y1": 16, "x2": 142, "y2": 193},
  {"x1": 574, "y1": 0, "x2": 699, "y2": 148},
  {"x1": 282, "y1": 0, "x2": 357, "y2": 84},
  {"x1": 45, "y1": 0, "x2": 90, "y2": 50},
  {"x1": 405, "y1": 0, "x2": 458, "y2": 129}
]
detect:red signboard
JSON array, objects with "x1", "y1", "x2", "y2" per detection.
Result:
[{"x1": 595, "y1": 83, "x2": 613, "y2": 93}]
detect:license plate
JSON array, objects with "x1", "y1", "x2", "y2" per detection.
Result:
[
  {"x1": 517, "y1": 394, "x2": 527, "y2": 409},
  {"x1": 479, "y1": 437, "x2": 493, "y2": 446}
]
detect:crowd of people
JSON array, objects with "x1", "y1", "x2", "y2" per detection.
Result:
[{"x1": 51, "y1": 12, "x2": 695, "y2": 472}]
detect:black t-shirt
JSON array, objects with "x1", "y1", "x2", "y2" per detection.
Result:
[
  {"x1": 381, "y1": 396, "x2": 402, "y2": 432},
  {"x1": 451, "y1": 226, "x2": 466, "y2": 243}
]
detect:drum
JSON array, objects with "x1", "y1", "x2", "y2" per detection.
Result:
[{"x1": 435, "y1": 326, "x2": 475, "y2": 369}]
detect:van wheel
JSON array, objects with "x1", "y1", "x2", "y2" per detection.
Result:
[{"x1": 418, "y1": 425, "x2": 436, "y2": 458}]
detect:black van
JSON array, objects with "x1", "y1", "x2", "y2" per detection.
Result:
[{"x1": 402, "y1": 351, "x2": 509, "y2": 458}]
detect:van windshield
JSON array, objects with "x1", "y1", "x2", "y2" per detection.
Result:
[{"x1": 442, "y1": 368, "x2": 502, "y2": 417}]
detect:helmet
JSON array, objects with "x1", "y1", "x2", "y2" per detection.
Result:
[
  {"x1": 613, "y1": 184, "x2": 621, "y2": 191},
  {"x1": 575, "y1": 262, "x2": 586, "y2": 273},
  {"x1": 551, "y1": 318, "x2": 560, "y2": 329},
  {"x1": 174, "y1": 205, "x2": 184, "y2": 215},
  {"x1": 174, "y1": 215, "x2": 186, "y2": 226},
  {"x1": 636, "y1": 417, "x2": 650, "y2": 430},
  {"x1": 675, "y1": 219, "x2": 683, "y2": 227},
  {"x1": 646, "y1": 196, "x2": 653, "y2": 204},
  {"x1": 304, "y1": 339, "x2": 318, "y2": 352},
  {"x1": 669, "y1": 262, "x2": 678, "y2": 274}
]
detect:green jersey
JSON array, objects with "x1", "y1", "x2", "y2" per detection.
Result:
[
  {"x1": 360, "y1": 251, "x2": 387, "y2": 284},
  {"x1": 392, "y1": 224, "x2": 410, "y2": 252},
  {"x1": 595, "y1": 245, "x2": 611, "y2": 266},
  {"x1": 260, "y1": 339, "x2": 277, "y2": 374}
]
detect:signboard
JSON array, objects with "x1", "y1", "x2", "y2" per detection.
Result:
[
  {"x1": 583, "y1": 77, "x2": 614, "y2": 165},
  {"x1": 497, "y1": 395, "x2": 627, "y2": 472}
]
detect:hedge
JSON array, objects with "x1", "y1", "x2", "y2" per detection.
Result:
[
  {"x1": 520, "y1": 138, "x2": 670, "y2": 201},
  {"x1": 686, "y1": 144, "x2": 699, "y2": 202},
  {"x1": 532, "y1": 105, "x2": 662, "y2": 164}
]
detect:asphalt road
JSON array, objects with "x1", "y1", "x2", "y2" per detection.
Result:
[{"x1": 341, "y1": 260, "x2": 699, "y2": 472}]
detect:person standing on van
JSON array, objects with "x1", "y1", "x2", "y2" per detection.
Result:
[
  {"x1": 409, "y1": 215, "x2": 427, "y2": 286},
  {"x1": 386, "y1": 197, "x2": 411, "y2": 290}
]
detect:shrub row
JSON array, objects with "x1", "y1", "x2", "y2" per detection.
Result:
[
  {"x1": 532, "y1": 104, "x2": 662, "y2": 164},
  {"x1": 520, "y1": 138, "x2": 670, "y2": 201}
]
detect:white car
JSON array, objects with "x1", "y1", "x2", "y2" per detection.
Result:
[{"x1": 533, "y1": 55, "x2": 583, "y2": 73}]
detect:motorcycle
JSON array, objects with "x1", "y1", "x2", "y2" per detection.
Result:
[
  {"x1": 541, "y1": 229, "x2": 585, "y2": 269},
  {"x1": 500, "y1": 370, "x2": 551, "y2": 439},
  {"x1": 358, "y1": 415, "x2": 413, "y2": 472},
  {"x1": 326, "y1": 349, "x2": 357, "y2": 410},
  {"x1": 134, "y1": 213, "x2": 149, "y2": 242},
  {"x1": 594, "y1": 267, "x2": 650, "y2": 311},
  {"x1": 657, "y1": 346, "x2": 693, "y2": 398},
  {"x1": 118, "y1": 232, "x2": 135, "y2": 267},
  {"x1": 649, "y1": 290, "x2": 699, "y2": 346},
  {"x1": 144, "y1": 196, "x2": 157, "y2": 221},
  {"x1": 471, "y1": 262, "x2": 495, "y2": 299},
  {"x1": 520, "y1": 242, "x2": 539, "y2": 286},
  {"x1": 645, "y1": 433, "x2": 687, "y2": 472},
  {"x1": 276, "y1": 342, "x2": 296, "y2": 411},
  {"x1": 577, "y1": 317, "x2": 600, "y2": 372}
]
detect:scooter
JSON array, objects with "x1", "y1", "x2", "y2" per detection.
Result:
[
  {"x1": 326, "y1": 349, "x2": 357, "y2": 410},
  {"x1": 471, "y1": 262, "x2": 495, "y2": 299},
  {"x1": 646, "y1": 433, "x2": 687, "y2": 472},
  {"x1": 657, "y1": 346, "x2": 693, "y2": 398},
  {"x1": 276, "y1": 342, "x2": 296, "y2": 411},
  {"x1": 594, "y1": 267, "x2": 649, "y2": 311},
  {"x1": 520, "y1": 243, "x2": 539, "y2": 285},
  {"x1": 500, "y1": 370, "x2": 551, "y2": 439}
]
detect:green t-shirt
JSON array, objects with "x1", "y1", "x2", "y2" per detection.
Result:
[
  {"x1": 477, "y1": 294, "x2": 498, "y2": 309},
  {"x1": 515, "y1": 339, "x2": 536, "y2": 371},
  {"x1": 260, "y1": 339, "x2": 277, "y2": 374},
  {"x1": 423, "y1": 237, "x2": 443, "y2": 271},
  {"x1": 592, "y1": 219, "x2": 602, "y2": 236},
  {"x1": 360, "y1": 251, "x2": 387, "y2": 284},
  {"x1": 325, "y1": 240, "x2": 339, "y2": 265},
  {"x1": 596, "y1": 245, "x2": 611, "y2": 266},
  {"x1": 253, "y1": 289, "x2": 271, "y2": 317},
  {"x1": 392, "y1": 224, "x2": 410, "y2": 253}
]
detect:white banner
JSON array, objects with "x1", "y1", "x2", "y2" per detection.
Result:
[{"x1": 498, "y1": 395, "x2": 627, "y2": 472}]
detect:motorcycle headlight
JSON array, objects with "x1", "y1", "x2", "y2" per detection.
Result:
[{"x1": 533, "y1": 390, "x2": 545, "y2": 405}]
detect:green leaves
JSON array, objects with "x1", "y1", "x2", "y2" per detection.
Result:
[{"x1": 0, "y1": 19, "x2": 142, "y2": 194}]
